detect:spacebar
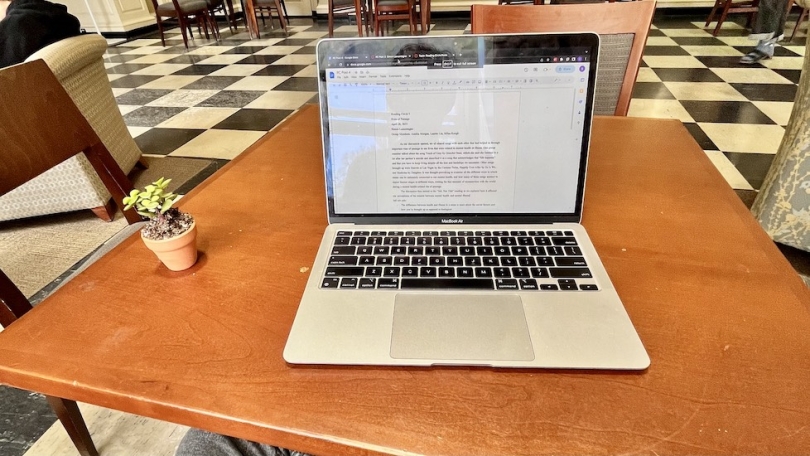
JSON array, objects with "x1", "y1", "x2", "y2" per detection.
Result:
[{"x1": 400, "y1": 278, "x2": 494, "y2": 289}]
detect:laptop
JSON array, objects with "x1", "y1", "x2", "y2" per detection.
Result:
[{"x1": 283, "y1": 33, "x2": 650, "y2": 370}]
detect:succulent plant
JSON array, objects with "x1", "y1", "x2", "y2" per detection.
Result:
[{"x1": 123, "y1": 178, "x2": 194, "y2": 241}]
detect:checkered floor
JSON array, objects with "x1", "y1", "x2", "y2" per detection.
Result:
[{"x1": 107, "y1": 13, "x2": 807, "y2": 198}]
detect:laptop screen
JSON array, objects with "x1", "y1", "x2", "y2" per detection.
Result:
[{"x1": 317, "y1": 34, "x2": 599, "y2": 224}]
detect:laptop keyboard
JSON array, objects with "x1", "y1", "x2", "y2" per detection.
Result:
[{"x1": 320, "y1": 230, "x2": 599, "y2": 291}]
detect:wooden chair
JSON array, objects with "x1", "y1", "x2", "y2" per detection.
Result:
[
  {"x1": 255, "y1": 0, "x2": 288, "y2": 33},
  {"x1": 149, "y1": 0, "x2": 220, "y2": 48},
  {"x1": 206, "y1": 0, "x2": 238, "y2": 34},
  {"x1": 328, "y1": 0, "x2": 368, "y2": 37},
  {"x1": 789, "y1": 0, "x2": 809, "y2": 41},
  {"x1": 0, "y1": 60, "x2": 140, "y2": 456},
  {"x1": 471, "y1": 1, "x2": 656, "y2": 116},
  {"x1": 373, "y1": 0, "x2": 416, "y2": 35},
  {"x1": 705, "y1": 0, "x2": 759, "y2": 36}
]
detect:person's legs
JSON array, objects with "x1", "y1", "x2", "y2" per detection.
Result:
[
  {"x1": 741, "y1": 0, "x2": 791, "y2": 63},
  {"x1": 176, "y1": 428, "x2": 311, "y2": 456}
]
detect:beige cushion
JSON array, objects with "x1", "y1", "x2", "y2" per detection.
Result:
[{"x1": 156, "y1": 0, "x2": 208, "y2": 14}]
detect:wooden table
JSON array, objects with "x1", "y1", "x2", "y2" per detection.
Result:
[{"x1": 1, "y1": 105, "x2": 809, "y2": 455}]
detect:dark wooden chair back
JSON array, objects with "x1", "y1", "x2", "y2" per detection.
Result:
[
  {"x1": 0, "y1": 59, "x2": 142, "y2": 456},
  {"x1": 471, "y1": 1, "x2": 656, "y2": 116}
]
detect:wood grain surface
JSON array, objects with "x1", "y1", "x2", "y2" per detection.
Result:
[{"x1": 0, "y1": 105, "x2": 808, "y2": 455}]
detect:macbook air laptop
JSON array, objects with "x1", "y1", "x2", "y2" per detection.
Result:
[{"x1": 284, "y1": 33, "x2": 650, "y2": 369}]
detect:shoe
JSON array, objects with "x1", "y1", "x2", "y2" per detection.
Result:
[{"x1": 740, "y1": 49, "x2": 772, "y2": 64}]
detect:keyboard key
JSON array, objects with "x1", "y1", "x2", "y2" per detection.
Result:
[
  {"x1": 495, "y1": 278, "x2": 518, "y2": 290},
  {"x1": 440, "y1": 231, "x2": 454, "y2": 236},
  {"x1": 494, "y1": 267, "x2": 511, "y2": 278},
  {"x1": 447, "y1": 256, "x2": 463, "y2": 266},
  {"x1": 350, "y1": 237, "x2": 366, "y2": 245},
  {"x1": 391, "y1": 246, "x2": 407, "y2": 255},
  {"x1": 501, "y1": 237, "x2": 517, "y2": 246},
  {"x1": 429, "y1": 257, "x2": 445, "y2": 266},
  {"x1": 358, "y1": 246, "x2": 373, "y2": 255},
  {"x1": 384, "y1": 267, "x2": 401, "y2": 277},
  {"x1": 534, "y1": 237, "x2": 551, "y2": 246},
  {"x1": 458, "y1": 231, "x2": 473, "y2": 236},
  {"x1": 512, "y1": 267, "x2": 530, "y2": 278},
  {"x1": 495, "y1": 247, "x2": 510, "y2": 256},
  {"x1": 477, "y1": 247, "x2": 493, "y2": 256},
  {"x1": 376, "y1": 256, "x2": 393, "y2": 265},
  {"x1": 518, "y1": 257, "x2": 536, "y2": 267},
  {"x1": 359, "y1": 256, "x2": 374, "y2": 265},
  {"x1": 512, "y1": 246, "x2": 528, "y2": 256},
  {"x1": 417, "y1": 237, "x2": 432, "y2": 245},
  {"x1": 564, "y1": 231, "x2": 574, "y2": 236},
  {"x1": 475, "y1": 267, "x2": 493, "y2": 278},
  {"x1": 412, "y1": 256, "x2": 428, "y2": 266},
  {"x1": 484, "y1": 237, "x2": 500, "y2": 246},
  {"x1": 442, "y1": 246, "x2": 459, "y2": 256},
  {"x1": 465, "y1": 257, "x2": 482, "y2": 266},
  {"x1": 359, "y1": 278, "x2": 376, "y2": 289},
  {"x1": 400, "y1": 278, "x2": 494, "y2": 289},
  {"x1": 423, "y1": 231, "x2": 439, "y2": 236},
  {"x1": 331, "y1": 246, "x2": 356, "y2": 255},
  {"x1": 501, "y1": 257, "x2": 517, "y2": 266},
  {"x1": 405, "y1": 231, "x2": 421, "y2": 236},
  {"x1": 550, "y1": 268, "x2": 592, "y2": 279},
  {"x1": 483, "y1": 257, "x2": 499, "y2": 266},
  {"x1": 460, "y1": 247, "x2": 476, "y2": 256},
  {"x1": 475, "y1": 231, "x2": 491, "y2": 236},
  {"x1": 329, "y1": 256, "x2": 358, "y2": 266},
  {"x1": 426, "y1": 246, "x2": 441, "y2": 256},
  {"x1": 434, "y1": 237, "x2": 449, "y2": 246},
  {"x1": 547, "y1": 246, "x2": 565, "y2": 256},
  {"x1": 552, "y1": 237, "x2": 578, "y2": 246},
  {"x1": 355, "y1": 231, "x2": 370, "y2": 236},
  {"x1": 517, "y1": 237, "x2": 534, "y2": 246},
  {"x1": 408, "y1": 247, "x2": 424, "y2": 255},
  {"x1": 467, "y1": 237, "x2": 483, "y2": 246},
  {"x1": 530, "y1": 267, "x2": 550, "y2": 278},
  {"x1": 340, "y1": 278, "x2": 358, "y2": 289},
  {"x1": 555, "y1": 257, "x2": 587, "y2": 267},
  {"x1": 369, "y1": 237, "x2": 383, "y2": 245},
  {"x1": 337, "y1": 231, "x2": 352, "y2": 236},
  {"x1": 580, "y1": 284, "x2": 599, "y2": 291},
  {"x1": 321, "y1": 277, "x2": 340, "y2": 288},
  {"x1": 366, "y1": 267, "x2": 382, "y2": 277},
  {"x1": 529, "y1": 246, "x2": 546, "y2": 256},
  {"x1": 540, "y1": 284, "x2": 559, "y2": 290},
  {"x1": 401, "y1": 237, "x2": 416, "y2": 245},
  {"x1": 383, "y1": 237, "x2": 399, "y2": 245},
  {"x1": 325, "y1": 267, "x2": 364, "y2": 277},
  {"x1": 371, "y1": 231, "x2": 386, "y2": 236},
  {"x1": 528, "y1": 231, "x2": 545, "y2": 236},
  {"x1": 450, "y1": 237, "x2": 466, "y2": 246},
  {"x1": 420, "y1": 267, "x2": 437, "y2": 277},
  {"x1": 519, "y1": 279, "x2": 538, "y2": 290},
  {"x1": 388, "y1": 231, "x2": 404, "y2": 236},
  {"x1": 378, "y1": 278, "x2": 400, "y2": 289},
  {"x1": 493, "y1": 231, "x2": 509, "y2": 236},
  {"x1": 457, "y1": 267, "x2": 474, "y2": 277},
  {"x1": 547, "y1": 231, "x2": 564, "y2": 236},
  {"x1": 335, "y1": 237, "x2": 350, "y2": 245},
  {"x1": 374, "y1": 246, "x2": 390, "y2": 255},
  {"x1": 560, "y1": 282, "x2": 578, "y2": 291},
  {"x1": 564, "y1": 246, "x2": 583, "y2": 256},
  {"x1": 402, "y1": 267, "x2": 418, "y2": 277},
  {"x1": 536, "y1": 256, "x2": 554, "y2": 266},
  {"x1": 510, "y1": 231, "x2": 527, "y2": 236},
  {"x1": 439, "y1": 267, "x2": 455, "y2": 277}
]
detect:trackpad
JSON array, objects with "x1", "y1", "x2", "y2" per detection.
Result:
[{"x1": 390, "y1": 294, "x2": 535, "y2": 361}]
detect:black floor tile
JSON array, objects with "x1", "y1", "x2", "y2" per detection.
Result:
[
  {"x1": 730, "y1": 83, "x2": 798, "y2": 102},
  {"x1": 714, "y1": 28, "x2": 752, "y2": 37},
  {"x1": 683, "y1": 122, "x2": 719, "y2": 150},
  {"x1": 643, "y1": 46, "x2": 690, "y2": 56},
  {"x1": 680, "y1": 100, "x2": 775, "y2": 124},
  {"x1": 774, "y1": 69, "x2": 802, "y2": 84},
  {"x1": 103, "y1": 54, "x2": 144, "y2": 63},
  {"x1": 234, "y1": 54, "x2": 284, "y2": 64},
  {"x1": 172, "y1": 64, "x2": 227, "y2": 75},
  {"x1": 431, "y1": 20, "x2": 470, "y2": 30},
  {"x1": 733, "y1": 45, "x2": 802, "y2": 57},
  {"x1": 0, "y1": 386, "x2": 56, "y2": 456},
  {"x1": 197, "y1": 90, "x2": 264, "y2": 107},
  {"x1": 222, "y1": 46, "x2": 270, "y2": 54},
  {"x1": 163, "y1": 54, "x2": 212, "y2": 65},
  {"x1": 723, "y1": 152, "x2": 776, "y2": 189},
  {"x1": 134, "y1": 128, "x2": 205, "y2": 155},
  {"x1": 734, "y1": 189, "x2": 758, "y2": 209},
  {"x1": 632, "y1": 82, "x2": 676, "y2": 99},
  {"x1": 652, "y1": 20, "x2": 703, "y2": 29},
  {"x1": 653, "y1": 68, "x2": 724, "y2": 82},
  {"x1": 174, "y1": 159, "x2": 231, "y2": 195},
  {"x1": 123, "y1": 106, "x2": 188, "y2": 127},
  {"x1": 105, "y1": 63, "x2": 157, "y2": 75},
  {"x1": 647, "y1": 29, "x2": 667, "y2": 37},
  {"x1": 273, "y1": 77, "x2": 319, "y2": 91},
  {"x1": 695, "y1": 55, "x2": 765, "y2": 68},
  {"x1": 274, "y1": 38, "x2": 316, "y2": 46},
  {"x1": 293, "y1": 46, "x2": 317, "y2": 55},
  {"x1": 212, "y1": 108, "x2": 293, "y2": 130},
  {"x1": 182, "y1": 76, "x2": 245, "y2": 90},
  {"x1": 251, "y1": 64, "x2": 308, "y2": 76},
  {"x1": 108, "y1": 74, "x2": 162, "y2": 88},
  {"x1": 671, "y1": 36, "x2": 727, "y2": 46},
  {"x1": 115, "y1": 89, "x2": 173, "y2": 105}
]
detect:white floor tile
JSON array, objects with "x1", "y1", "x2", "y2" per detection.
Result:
[{"x1": 170, "y1": 129, "x2": 266, "y2": 159}]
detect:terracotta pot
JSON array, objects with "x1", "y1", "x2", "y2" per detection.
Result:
[{"x1": 142, "y1": 222, "x2": 198, "y2": 271}]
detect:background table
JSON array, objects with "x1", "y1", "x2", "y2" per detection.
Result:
[{"x1": 0, "y1": 105, "x2": 808, "y2": 455}]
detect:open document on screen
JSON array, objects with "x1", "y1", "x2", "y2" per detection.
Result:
[{"x1": 323, "y1": 39, "x2": 592, "y2": 216}]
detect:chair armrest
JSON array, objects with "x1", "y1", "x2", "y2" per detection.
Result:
[{"x1": 25, "y1": 34, "x2": 108, "y2": 82}]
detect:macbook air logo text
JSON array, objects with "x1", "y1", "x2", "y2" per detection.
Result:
[{"x1": 441, "y1": 219, "x2": 464, "y2": 224}]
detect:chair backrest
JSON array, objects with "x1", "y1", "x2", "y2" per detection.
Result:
[
  {"x1": 0, "y1": 59, "x2": 139, "y2": 326},
  {"x1": 471, "y1": 1, "x2": 655, "y2": 116}
]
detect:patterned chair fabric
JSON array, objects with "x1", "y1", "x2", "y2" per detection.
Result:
[
  {"x1": 751, "y1": 32, "x2": 810, "y2": 252},
  {"x1": 0, "y1": 34, "x2": 142, "y2": 222}
]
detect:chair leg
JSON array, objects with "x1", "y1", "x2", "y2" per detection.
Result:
[
  {"x1": 273, "y1": 0, "x2": 288, "y2": 33},
  {"x1": 156, "y1": 17, "x2": 167, "y2": 46},
  {"x1": 328, "y1": 0, "x2": 335, "y2": 37},
  {"x1": 46, "y1": 397, "x2": 98, "y2": 456},
  {"x1": 90, "y1": 199, "x2": 116, "y2": 222},
  {"x1": 792, "y1": 8, "x2": 809, "y2": 41},
  {"x1": 706, "y1": 0, "x2": 722, "y2": 26},
  {"x1": 713, "y1": 0, "x2": 732, "y2": 36},
  {"x1": 178, "y1": 17, "x2": 190, "y2": 48}
]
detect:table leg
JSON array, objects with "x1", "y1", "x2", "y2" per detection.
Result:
[
  {"x1": 420, "y1": 0, "x2": 430, "y2": 34},
  {"x1": 244, "y1": 0, "x2": 260, "y2": 38},
  {"x1": 225, "y1": 0, "x2": 236, "y2": 30},
  {"x1": 354, "y1": 0, "x2": 364, "y2": 36}
]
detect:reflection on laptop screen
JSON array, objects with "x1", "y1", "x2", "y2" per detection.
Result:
[{"x1": 319, "y1": 35, "x2": 596, "y2": 217}]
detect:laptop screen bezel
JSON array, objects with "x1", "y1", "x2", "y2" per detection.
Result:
[{"x1": 316, "y1": 33, "x2": 600, "y2": 225}]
